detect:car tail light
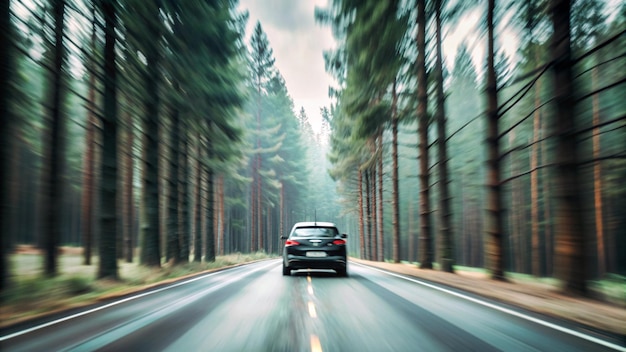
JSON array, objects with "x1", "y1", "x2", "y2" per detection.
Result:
[
  {"x1": 285, "y1": 239, "x2": 300, "y2": 246},
  {"x1": 332, "y1": 239, "x2": 346, "y2": 245}
]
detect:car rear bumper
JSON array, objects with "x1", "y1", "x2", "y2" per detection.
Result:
[{"x1": 285, "y1": 255, "x2": 347, "y2": 270}]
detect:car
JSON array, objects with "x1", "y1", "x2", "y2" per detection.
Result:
[{"x1": 281, "y1": 221, "x2": 348, "y2": 277}]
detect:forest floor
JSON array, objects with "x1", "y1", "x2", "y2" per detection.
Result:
[{"x1": 351, "y1": 258, "x2": 626, "y2": 337}]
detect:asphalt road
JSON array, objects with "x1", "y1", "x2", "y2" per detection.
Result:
[{"x1": 1, "y1": 259, "x2": 624, "y2": 352}]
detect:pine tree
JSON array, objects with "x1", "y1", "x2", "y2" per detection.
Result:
[
  {"x1": 249, "y1": 22, "x2": 276, "y2": 252},
  {"x1": 98, "y1": 0, "x2": 119, "y2": 279},
  {"x1": 41, "y1": 0, "x2": 67, "y2": 277},
  {"x1": 0, "y1": 0, "x2": 15, "y2": 290},
  {"x1": 485, "y1": 0, "x2": 505, "y2": 281},
  {"x1": 551, "y1": 0, "x2": 587, "y2": 295}
]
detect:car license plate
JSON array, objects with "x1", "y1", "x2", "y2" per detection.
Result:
[{"x1": 306, "y1": 251, "x2": 327, "y2": 258}]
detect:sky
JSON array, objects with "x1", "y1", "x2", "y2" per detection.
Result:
[
  {"x1": 236, "y1": 1, "x2": 517, "y2": 132},
  {"x1": 237, "y1": 0, "x2": 336, "y2": 133},
  {"x1": 237, "y1": 0, "x2": 621, "y2": 132}
]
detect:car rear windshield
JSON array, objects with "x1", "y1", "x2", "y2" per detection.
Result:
[{"x1": 293, "y1": 227, "x2": 338, "y2": 237}]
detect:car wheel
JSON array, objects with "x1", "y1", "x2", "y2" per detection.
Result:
[
  {"x1": 282, "y1": 265, "x2": 291, "y2": 276},
  {"x1": 336, "y1": 268, "x2": 348, "y2": 277}
]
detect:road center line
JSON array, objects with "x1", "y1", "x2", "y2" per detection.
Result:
[
  {"x1": 311, "y1": 334, "x2": 323, "y2": 352},
  {"x1": 308, "y1": 301, "x2": 317, "y2": 318},
  {"x1": 353, "y1": 262, "x2": 626, "y2": 352}
]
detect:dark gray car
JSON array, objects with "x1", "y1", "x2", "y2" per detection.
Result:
[{"x1": 281, "y1": 221, "x2": 348, "y2": 276}]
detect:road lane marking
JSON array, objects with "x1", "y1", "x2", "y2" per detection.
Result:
[
  {"x1": 307, "y1": 276, "x2": 312, "y2": 283},
  {"x1": 308, "y1": 301, "x2": 317, "y2": 318},
  {"x1": 311, "y1": 334, "x2": 323, "y2": 352},
  {"x1": 0, "y1": 260, "x2": 279, "y2": 342},
  {"x1": 353, "y1": 262, "x2": 626, "y2": 352},
  {"x1": 307, "y1": 284, "x2": 314, "y2": 296}
]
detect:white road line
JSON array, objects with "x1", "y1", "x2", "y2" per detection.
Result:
[
  {"x1": 353, "y1": 262, "x2": 626, "y2": 352},
  {"x1": 0, "y1": 260, "x2": 279, "y2": 342},
  {"x1": 308, "y1": 301, "x2": 317, "y2": 318},
  {"x1": 310, "y1": 334, "x2": 323, "y2": 352}
]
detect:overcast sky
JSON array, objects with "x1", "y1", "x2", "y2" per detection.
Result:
[
  {"x1": 236, "y1": 1, "x2": 621, "y2": 132},
  {"x1": 235, "y1": 1, "x2": 513, "y2": 132},
  {"x1": 238, "y1": 0, "x2": 336, "y2": 132}
]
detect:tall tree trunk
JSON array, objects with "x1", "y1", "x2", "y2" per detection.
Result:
[
  {"x1": 140, "y1": 2, "x2": 162, "y2": 267},
  {"x1": 542, "y1": 111, "x2": 553, "y2": 276},
  {"x1": 416, "y1": 0, "x2": 432, "y2": 269},
  {"x1": 205, "y1": 140, "x2": 215, "y2": 262},
  {"x1": 0, "y1": 0, "x2": 14, "y2": 290},
  {"x1": 371, "y1": 166, "x2": 378, "y2": 261},
  {"x1": 81, "y1": 5, "x2": 97, "y2": 265},
  {"x1": 218, "y1": 174, "x2": 225, "y2": 256},
  {"x1": 408, "y1": 200, "x2": 414, "y2": 262},
  {"x1": 510, "y1": 131, "x2": 523, "y2": 273},
  {"x1": 193, "y1": 135, "x2": 203, "y2": 262},
  {"x1": 510, "y1": 133, "x2": 521, "y2": 273},
  {"x1": 365, "y1": 170, "x2": 372, "y2": 260},
  {"x1": 485, "y1": 0, "x2": 505, "y2": 280},
  {"x1": 358, "y1": 169, "x2": 365, "y2": 259},
  {"x1": 178, "y1": 123, "x2": 189, "y2": 262},
  {"x1": 550, "y1": 0, "x2": 587, "y2": 295},
  {"x1": 591, "y1": 66, "x2": 604, "y2": 277},
  {"x1": 98, "y1": 0, "x2": 118, "y2": 279},
  {"x1": 391, "y1": 80, "x2": 400, "y2": 263},
  {"x1": 377, "y1": 133, "x2": 384, "y2": 262},
  {"x1": 139, "y1": 56, "x2": 161, "y2": 267},
  {"x1": 279, "y1": 180, "x2": 284, "y2": 252},
  {"x1": 257, "y1": 165, "x2": 263, "y2": 252},
  {"x1": 41, "y1": 0, "x2": 66, "y2": 277},
  {"x1": 167, "y1": 108, "x2": 180, "y2": 264},
  {"x1": 435, "y1": 0, "x2": 453, "y2": 273},
  {"x1": 123, "y1": 117, "x2": 134, "y2": 263},
  {"x1": 531, "y1": 74, "x2": 541, "y2": 276}
]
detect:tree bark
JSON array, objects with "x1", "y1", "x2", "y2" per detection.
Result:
[
  {"x1": 218, "y1": 174, "x2": 225, "y2": 256},
  {"x1": 167, "y1": 108, "x2": 180, "y2": 264},
  {"x1": 531, "y1": 70, "x2": 542, "y2": 276},
  {"x1": 391, "y1": 80, "x2": 400, "y2": 263},
  {"x1": 365, "y1": 170, "x2": 372, "y2": 260},
  {"x1": 81, "y1": 4, "x2": 97, "y2": 265},
  {"x1": 139, "y1": 55, "x2": 161, "y2": 266},
  {"x1": 358, "y1": 169, "x2": 365, "y2": 259},
  {"x1": 485, "y1": 0, "x2": 505, "y2": 280},
  {"x1": 205, "y1": 143, "x2": 215, "y2": 262},
  {"x1": 591, "y1": 66, "x2": 604, "y2": 277},
  {"x1": 178, "y1": 123, "x2": 190, "y2": 262},
  {"x1": 123, "y1": 117, "x2": 134, "y2": 263},
  {"x1": 98, "y1": 0, "x2": 119, "y2": 279},
  {"x1": 377, "y1": 133, "x2": 384, "y2": 262},
  {"x1": 435, "y1": 0, "x2": 453, "y2": 272},
  {"x1": 417, "y1": 0, "x2": 432, "y2": 269},
  {"x1": 371, "y1": 165, "x2": 378, "y2": 261},
  {"x1": 41, "y1": 0, "x2": 67, "y2": 277},
  {"x1": 550, "y1": 0, "x2": 587, "y2": 295},
  {"x1": 0, "y1": 0, "x2": 14, "y2": 290},
  {"x1": 193, "y1": 135, "x2": 203, "y2": 262}
]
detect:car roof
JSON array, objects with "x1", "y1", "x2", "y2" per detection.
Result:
[{"x1": 292, "y1": 221, "x2": 337, "y2": 228}]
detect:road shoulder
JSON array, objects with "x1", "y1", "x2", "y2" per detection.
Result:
[{"x1": 350, "y1": 258, "x2": 626, "y2": 337}]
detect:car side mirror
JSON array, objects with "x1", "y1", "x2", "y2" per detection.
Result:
[{"x1": 341, "y1": 233, "x2": 348, "y2": 238}]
